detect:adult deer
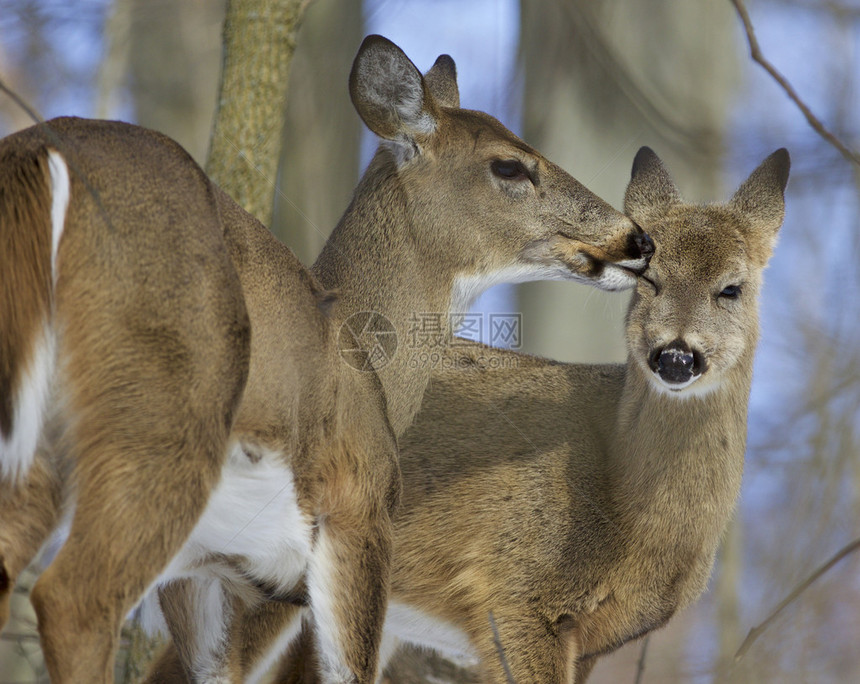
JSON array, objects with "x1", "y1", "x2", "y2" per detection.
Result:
[
  {"x1": 208, "y1": 146, "x2": 789, "y2": 683},
  {"x1": 0, "y1": 36, "x2": 650, "y2": 683}
]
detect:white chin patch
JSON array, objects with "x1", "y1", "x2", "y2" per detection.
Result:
[
  {"x1": 648, "y1": 371, "x2": 722, "y2": 399},
  {"x1": 650, "y1": 372, "x2": 702, "y2": 394},
  {"x1": 589, "y1": 264, "x2": 639, "y2": 292}
]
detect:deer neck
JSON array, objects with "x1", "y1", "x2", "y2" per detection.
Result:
[
  {"x1": 312, "y1": 161, "x2": 460, "y2": 438},
  {"x1": 607, "y1": 344, "x2": 756, "y2": 563}
]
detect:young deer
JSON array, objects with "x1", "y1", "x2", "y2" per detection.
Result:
[
  {"x1": 219, "y1": 146, "x2": 789, "y2": 683},
  {"x1": 0, "y1": 36, "x2": 650, "y2": 682}
]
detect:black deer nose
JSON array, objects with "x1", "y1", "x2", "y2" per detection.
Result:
[
  {"x1": 648, "y1": 339, "x2": 705, "y2": 385},
  {"x1": 634, "y1": 230, "x2": 655, "y2": 260},
  {"x1": 625, "y1": 227, "x2": 655, "y2": 273}
]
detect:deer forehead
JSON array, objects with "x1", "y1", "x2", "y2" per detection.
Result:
[
  {"x1": 649, "y1": 207, "x2": 753, "y2": 283},
  {"x1": 434, "y1": 109, "x2": 540, "y2": 161}
]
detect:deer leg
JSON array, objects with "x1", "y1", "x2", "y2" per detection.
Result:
[
  {"x1": 237, "y1": 599, "x2": 307, "y2": 682},
  {"x1": 472, "y1": 611, "x2": 577, "y2": 684},
  {"x1": 143, "y1": 641, "x2": 192, "y2": 684},
  {"x1": 272, "y1": 616, "x2": 400, "y2": 684},
  {"x1": 302, "y1": 433, "x2": 399, "y2": 684},
  {"x1": 144, "y1": 578, "x2": 308, "y2": 684},
  {"x1": 306, "y1": 511, "x2": 392, "y2": 683},
  {"x1": 156, "y1": 578, "x2": 241, "y2": 683},
  {"x1": 274, "y1": 615, "x2": 320, "y2": 683},
  {"x1": 0, "y1": 449, "x2": 64, "y2": 631},
  {"x1": 29, "y1": 416, "x2": 230, "y2": 683},
  {"x1": 28, "y1": 324, "x2": 245, "y2": 684},
  {"x1": 0, "y1": 451, "x2": 63, "y2": 629}
]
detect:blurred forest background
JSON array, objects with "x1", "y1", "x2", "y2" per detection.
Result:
[{"x1": 1, "y1": 0, "x2": 859, "y2": 682}]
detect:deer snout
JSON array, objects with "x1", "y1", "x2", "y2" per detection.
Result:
[
  {"x1": 617, "y1": 226, "x2": 655, "y2": 276},
  {"x1": 632, "y1": 229, "x2": 655, "y2": 262},
  {"x1": 648, "y1": 339, "x2": 706, "y2": 389}
]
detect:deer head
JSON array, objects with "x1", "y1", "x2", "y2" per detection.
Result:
[
  {"x1": 623, "y1": 146, "x2": 789, "y2": 396},
  {"x1": 348, "y1": 35, "x2": 653, "y2": 310}
]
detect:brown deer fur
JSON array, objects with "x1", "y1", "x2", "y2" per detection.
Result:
[
  {"x1": 0, "y1": 36, "x2": 649, "y2": 683},
  {"x1": 205, "y1": 146, "x2": 789, "y2": 683}
]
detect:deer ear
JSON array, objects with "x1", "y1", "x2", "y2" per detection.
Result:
[
  {"x1": 349, "y1": 35, "x2": 437, "y2": 144},
  {"x1": 623, "y1": 147, "x2": 681, "y2": 224},
  {"x1": 424, "y1": 54, "x2": 459, "y2": 108},
  {"x1": 729, "y1": 148, "x2": 790, "y2": 239}
]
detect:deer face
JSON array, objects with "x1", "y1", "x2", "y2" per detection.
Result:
[
  {"x1": 349, "y1": 36, "x2": 653, "y2": 310},
  {"x1": 623, "y1": 147, "x2": 789, "y2": 397}
]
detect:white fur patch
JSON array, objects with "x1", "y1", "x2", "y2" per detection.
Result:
[
  {"x1": 246, "y1": 608, "x2": 306, "y2": 684},
  {"x1": 306, "y1": 528, "x2": 355, "y2": 683},
  {"x1": 647, "y1": 369, "x2": 720, "y2": 399},
  {"x1": 47, "y1": 150, "x2": 70, "y2": 285},
  {"x1": 381, "y1": 602, "x2": 478, "y2": 671},
  {"x1": 0, "y1": 152, "x2": 66, "y2": 483},
  {"x1": 594, "y1": 263, "x2": 640, "y2": 292},
  {"x1": 0, "y1": 327, "x2": 55, "y2": 483},
  {"x1": 137, "y1": 443, "x2": 313, "y2": 677},
  {"x1": 155, "y1": 443, "x2": 313, "y2": 588},
  {"x1": 180, "y1": 578, "x2": 233, "y2": 682},
  {"x1": 452, "y1": 264, "x2": 568, "y2": 313}
]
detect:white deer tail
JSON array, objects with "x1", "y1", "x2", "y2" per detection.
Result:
[{"x1": 0, "y1": 145, "x2": 68, "y2": 482}]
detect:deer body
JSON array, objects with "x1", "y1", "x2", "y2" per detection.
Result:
[
  {"x1": 377, "y1": 343, "x2": 749, "y2": 677},
  {"x1": 259, "y1": 147, "x2": 789, "y2": 683},
  {"x1": 0, "y1": 36, "x2": 649, "y2": 683}
]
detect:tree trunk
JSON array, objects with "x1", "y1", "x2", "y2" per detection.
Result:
[
  {"x1": 269, "y1": 0, "x2": 362, "y2": 264},
  {"x1": 128, "y1": 0, "x2": 225, "y2": 164},
  {"x1": 206, "y1": 0, "x2": 313, "y2": 226}
]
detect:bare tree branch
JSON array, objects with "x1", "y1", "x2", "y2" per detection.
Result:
[
  {"x1": 634, "y1": 635, "x2": 650, "y2": 684},
  {"x1": 0, "y1": 75, "x2": 116, "y2": 235},
  {"x1": 735, "y1": 536, "x2": 860, "y2": 661},
  {"x1": 730, "y1": 0, "x2": 860, "y2": 166},
  {"x1": 488, "y1": 612, "x2": 517, "y2": 684},
  {"x1": 0, "y1": 74, "x2": 43, "y2": 126}
]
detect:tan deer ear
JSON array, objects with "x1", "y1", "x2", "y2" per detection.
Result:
[
  {"x1": 623, "y1": 147, "x2": 681, "y2": 224},
  {"x1": 349, "y1": 35, "x2": 437, "y2": 143},
  {"x1": 424, "y1": 54, "x2": 459, "y2": 108},
  {"x1": 729, "y1": 148, "x2": 790, "y2": 237}
]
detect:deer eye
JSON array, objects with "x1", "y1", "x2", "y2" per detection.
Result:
[
  {"x1": 491, "y1": 159, "x2": 530, "y2": 182},
  {"x1": 719, "y1": 284, "x2": 742, "y2": 299}
]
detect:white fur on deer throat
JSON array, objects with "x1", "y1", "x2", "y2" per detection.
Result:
[
  {"x1": 140, "y1": 442, "x2": 313, "y2": 629},
  {"x1": 452, "y1": 260, "x2": 638, "y2": 314},
  {"x1": 451, "y1": 260, "x2": 613, "y2": 314}
]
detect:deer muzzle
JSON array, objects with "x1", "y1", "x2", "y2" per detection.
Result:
[{"x1": 648, "y1": 339, "x2": 705, "y2": 388}]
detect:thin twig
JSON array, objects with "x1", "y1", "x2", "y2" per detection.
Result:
[
  {"x1": 0, "y1": 631, "x2": 40, "y2": 642},
  {"x1": 734, "y1": 536, "x2": 860, "y2": 661},
  {"x1": 487, "y1": 612, "x2": 516, "y2": 684},
  {"x1": 729, "y1": 0, "x2": 860, "y2": 166},
  {"x1": 0, "y1": 76, "x2": 45, "y2": 126},
  {"x1": 0, "y1": 74, "x2": 120, "y2": 236},
  {"x1": 634, "y1": 634, "x2": 650, "y2": 684}
]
